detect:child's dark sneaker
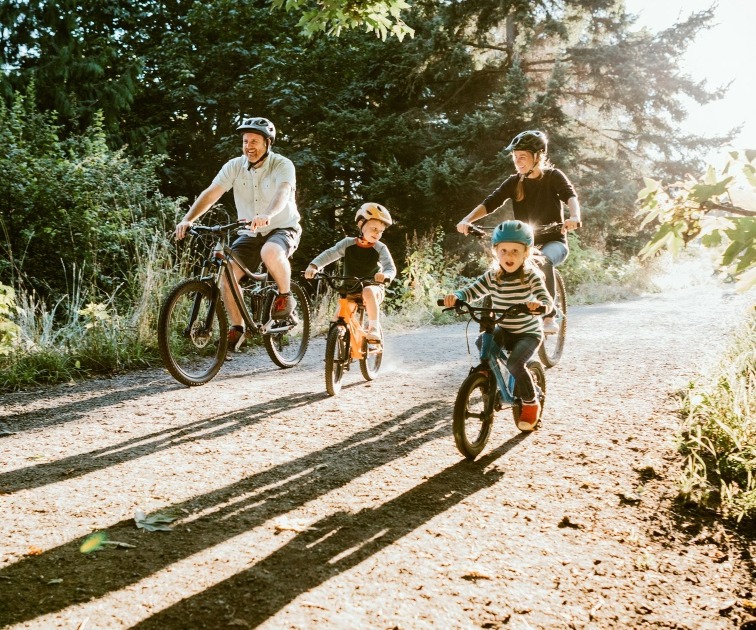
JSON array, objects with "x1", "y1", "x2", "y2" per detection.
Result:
[
  {"x1": 272, "y1": 293, "x2": 296, "y2": 319},
  {"x1": 228, "y1": 327, "x2": 245, "y2": 352},
  {"x1": 517, "y1": 400, "x2": 540, "y2": 431}
]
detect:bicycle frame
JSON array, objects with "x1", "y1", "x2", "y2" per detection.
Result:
[
  {"x1": 477, "y1": 321, "x2": 518, "y2": 405},
  {"x1": 333, "y1": 295, "x2": 371, "y2": 360},
  {"x1": 192, "y1": 223, "x2": 291, "y2": 336},
  {"x1": 315, "y1": 274, "x2": 385, "y2": 359}
]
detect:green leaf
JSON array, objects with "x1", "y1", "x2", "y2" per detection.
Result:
[{"x1": 80, "y1": 531, "x2": 108, "y2": 554}]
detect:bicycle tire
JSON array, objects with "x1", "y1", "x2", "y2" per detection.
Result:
[
  {"x1": 263, "y1": 282, "x2": 311, "y2": 368},
  {"x1": 452, "y1": 370, "x2": 495, "y2": 460},
  {"x1": 539, "y1": 269, "x2": 567, "y2": 368},
  {"x1": 512, "y1": 360, "x2": 547, "y2": 430},
  {"x1": 158, "y1": 279, "x2": 228, "y2": 387},
  {"x1": 359, "y1": 338, "x2": 383, "y2": 381},
  {"x1": 325, "y1": 323, "x2": 349, "y2": 396}
]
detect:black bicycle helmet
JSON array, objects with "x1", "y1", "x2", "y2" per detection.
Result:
[
  {"x1": 236, "y1": 117, "x2": 276, "y2": 144},
  {"x1": 505, "y1": 130, "x2": 547, "y2": 154}
]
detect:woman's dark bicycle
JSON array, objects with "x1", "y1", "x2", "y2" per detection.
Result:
[
  {"x1": 158, "y1": 220, "x2": 311, "y2": 386},
  {"x1": 466, "y1": 222, "x2": 570, "y2": 368},
  {"x1": 309, "y1": 273, "x2": 386, "y2": 396},
  {"x1": 438, "y1": 299, "x2": 547, "y2": 460}
]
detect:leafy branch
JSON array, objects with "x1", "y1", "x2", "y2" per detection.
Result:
[
  {"x1": 637, "y1": 150, "x2": 756, "y2": 292},
  {"x1": 268, "y1": 0, "x2": 414, "y2": 40}
]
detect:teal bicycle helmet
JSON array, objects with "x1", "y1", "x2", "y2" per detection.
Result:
[
  {"x1": 491, "y1": 220, "x2": 534, "y2": 247},
  {"x1": 505, "y1": 130, "x2": 547, "y2": 154}
]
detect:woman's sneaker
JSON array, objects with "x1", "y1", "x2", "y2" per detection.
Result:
[
  {"x1": 228, "y1": 327, "x2": 245, "y2": 352},
  {"x1": 517, "y1": 400, "x2": 540, "y2": 431},
  {"x1": 542, "y1": 317, "x2": 559, "y2": 335}
]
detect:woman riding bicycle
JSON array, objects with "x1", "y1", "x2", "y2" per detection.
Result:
[{"x1": 456, "y1": 130, "x2": 581, "y2": 334}]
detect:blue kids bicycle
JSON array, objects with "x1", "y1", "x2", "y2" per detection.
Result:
[{"x1": 438, "y1": 299, "x2": 547, "y2": 460}]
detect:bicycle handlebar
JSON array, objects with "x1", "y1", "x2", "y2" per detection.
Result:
[
  {"x1": 465, "y1": 221, "x2": 580, "y2": 240},
  {"x1": 436, "y1": 299, "x2": 546, "y2": 323},
  {"x1": 188, "y1": 220, "x2": 249, "y2": 238},
  {"x1": 306, "y1": 272, "x2": 388, "y2": 292}
]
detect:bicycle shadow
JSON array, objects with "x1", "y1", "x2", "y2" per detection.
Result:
[
  {"x1": 0, "y1": 390, "x2": 328, "y2": 494},
  {"x1": 0, "y1": 401, "x2": 453, "y2": 626},
  {"x1": 0, "y1": 379, "x2": 172, "y2": 434},
  {"x1": 133, "y1": 434, "x2": 529, "y2": 628}
]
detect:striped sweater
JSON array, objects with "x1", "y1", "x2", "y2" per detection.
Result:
[{"x1": 454, "y1": 264, "x2": 553, "y2": 336}]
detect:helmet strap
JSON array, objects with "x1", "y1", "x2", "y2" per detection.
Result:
[
  {"x1": 246, "y1": 144, "x2": 271, "y2": 170},
  {"x1": 247, "y1": 132, "x2": 273, "y2": 171}
]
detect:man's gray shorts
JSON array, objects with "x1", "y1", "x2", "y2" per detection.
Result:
[{"x1": 230, "y1": 226, "x2": 301, "y2": 274}]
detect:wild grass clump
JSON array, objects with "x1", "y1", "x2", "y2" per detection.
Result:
[
  {"x1": 677, "y1": 307, "x2": 756, "y2": 523},
  {"x1": 0, "y1": 228, "x2": 179, "y2": 391}
]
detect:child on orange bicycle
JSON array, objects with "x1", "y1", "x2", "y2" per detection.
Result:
[
  {"x1": 442, "y1": 220, "x2": 552, "y2": 429},
  {"x1": 304, "y1": 203, "x2": 396, "y2": 341}
]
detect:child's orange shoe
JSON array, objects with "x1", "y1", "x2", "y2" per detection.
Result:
[{"x1": 517, "y1": 400, "x2": 540, "y2": 431}]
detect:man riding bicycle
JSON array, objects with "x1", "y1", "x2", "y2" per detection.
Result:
[
  {"x1": 175, "y1": 117, "x2": 301, "y2": 350},
  {"x1": 456, "y1": 130, "x2": 581, "y2": 334}
]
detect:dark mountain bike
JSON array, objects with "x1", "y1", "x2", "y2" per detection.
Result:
[{"x1": 158, "y1": 221, "x2": 310, "y2": 386}]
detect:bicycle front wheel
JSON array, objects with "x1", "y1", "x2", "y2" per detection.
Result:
[
  {"x1": 263, "y1": 282, "x2": 311, "y2": 368},
  {"x1": 158, "y1": 279, "x2": 228, "y2": 386},
  {"x1": 359, "y1": 338, "x2": 383, "y2": 381},
  {"x1": 539, "y1": 269, "x2": 567, "y2": 368},
  {"x1": 452, "y1": 370, "x2": 495, "y2": 460},
  {"x1": 325, "y1": 324, "x2": 349, "y2": 396}
]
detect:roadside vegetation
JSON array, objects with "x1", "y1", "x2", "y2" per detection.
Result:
[
  {"x1": 678, "y1": 308, "x2": 756, "y2": 523},
  {"x1": 638, "y1": 149, "x2": 756, "y2": 525}
]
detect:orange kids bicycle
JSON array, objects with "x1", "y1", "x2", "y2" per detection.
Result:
[{"x1": 310, "y1": 273, "x2": 386, "y2": 396}]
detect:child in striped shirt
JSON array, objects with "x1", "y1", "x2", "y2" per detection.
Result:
[{"x1": 443, "y1": 220, "x2": 552, "y2": 430}]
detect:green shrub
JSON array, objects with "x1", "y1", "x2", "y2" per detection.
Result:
[
  {"x1": 678, "y1": 308, "x2": 756, "y2": 523},
  {"x1": 393, "y1": 228, "x2": 467, "y2": 326},
  {"x1": 0, "y1": 284, "x2": 20, "y2": 355}
]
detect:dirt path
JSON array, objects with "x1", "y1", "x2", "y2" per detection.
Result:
[{"x1": 1, "y1": 282, "x2": 754, "y2": 629}]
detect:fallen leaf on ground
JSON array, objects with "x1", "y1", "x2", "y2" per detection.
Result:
[
  {"x1": 134, "y1": 509, "x2": 178, "y2": 532},
  {"x1": 461, "y1": 571, "x2": 492, "y2": 581}
]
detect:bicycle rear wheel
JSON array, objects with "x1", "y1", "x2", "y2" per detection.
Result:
[
  {"x1": 452, "y1": 370, "x2": 495, "y2": 460},
  {"x1": 158, "y1": 279, "x2": 228, "y2": 386},
  {"x1": 512, "y1": 360, "x2": 547, "y2": 429},
  {"x1": 539, "y1": 269, "x2": 567, "y2": 368},
  {"x1": 263, "y1": 282, "x2": 311, "y2": 368},
  {"x1": 325, "y1": 323, "x2": 349, "y2": 396}
]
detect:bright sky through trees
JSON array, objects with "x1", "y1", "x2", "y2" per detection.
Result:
[{"x1": 625, "y1": 0, "x2": 755, "y2": 153}]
